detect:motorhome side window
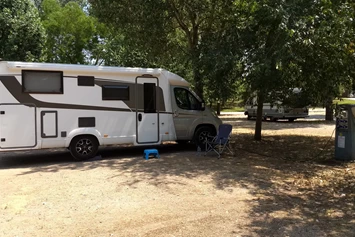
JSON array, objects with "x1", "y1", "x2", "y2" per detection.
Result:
[
  {"x1": 144, "y1": 83, "x2": 156, "y2": 113},
  {"x1": 22, "y1": 70, "x2": 63, "y2": 93},
  {"x1": 174, "y1": 88, "x2": 201, "y2": 110},
  {"x1": 102, "y1": 85, "x2": 130, "y2": 100}
]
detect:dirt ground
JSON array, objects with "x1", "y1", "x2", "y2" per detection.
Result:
[{"x1": 1, "y1": 109, "x2": 355, "y2": 237}]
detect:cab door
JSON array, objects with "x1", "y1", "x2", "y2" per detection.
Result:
[
  {"x1": 172, "y1": 87, "x2": 202, "y2": 139},
  {"x1": 135, "y1": 76, "x2": 160, "y2": 144}
]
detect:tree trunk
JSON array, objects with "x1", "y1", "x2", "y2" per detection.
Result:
[
  {"x1": 193, "y1": 67, "x2": 203, "y2": 99},
  {"x1": 216, "y1": 101, "x2": 221, "y2": 115},
  {"x1": 325, "y1": 97, "x2": 334, "y2": 121},
  {"x1": 254, "y1": 92, "x2": 264, "y2": 141},
  {"x1": 325, "y1": 104, "x2": 334, "y2": 121}
]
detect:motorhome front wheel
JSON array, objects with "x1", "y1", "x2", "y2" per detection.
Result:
[{"x1": 194, "y1": 126, "x2": 216, "y2": 150}]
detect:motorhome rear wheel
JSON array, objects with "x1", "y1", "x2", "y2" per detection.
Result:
[{"x1": 69, "y1": 135, "x2": 99, "y2": 161}]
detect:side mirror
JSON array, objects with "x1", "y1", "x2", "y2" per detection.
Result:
[{"x1": 201, "y1": 102, "x2": 206, "y2": 111}]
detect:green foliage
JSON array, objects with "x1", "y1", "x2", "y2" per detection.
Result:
[
  {"x1": 89, "y1": 0, "x2": 172, "y2": 63},
  {"x1": 33, "y1": 0, "x2": 43, "y2": 9},
  {"x1": 59, "y1": 0, "x2": 87, "y2": 7},
  {"x1": 41, "y1": 0, "x2": 100, "y2": 64},
  {"x1": 282, "y1": 91, "x2": 312, "y2": 108},
  {"x1": 33, "y1": 0, "x2": 87, "y2": 10},
  {"x1": 240, "y1": 0, "x2": 292, "y2": 96},
  {"x1": 198, "y1": 2, "x2": 243, "y2": 104},
  {"x1": 0, "y1": 0, "x2": 45, "y2": 61},
  {"x1": 288, "y1": 0, "x2": 355, "y2": 106},
  {"x1": 236, "y1": 0, "x2": 355, "y2": 138},
  {"x1": 220, "y1": 106, "x2": 244, "y2": 113},
  {"x1": 95, "y1": 30, "x2": 169, "y2": 68},
  {"x1": 239, "y1": 0, "x2": 353, "y2": 100},
  {"x1": 89, "y1": 0, "x2": 241, "y2": 97}
]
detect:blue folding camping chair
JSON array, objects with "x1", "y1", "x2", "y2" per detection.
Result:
[{"x1": 205, "y1": 124, "x2": 234, "y2": 158}]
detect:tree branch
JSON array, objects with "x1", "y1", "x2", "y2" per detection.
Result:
[{"x1": 167, "y1": 0, "x2": 193, "y2": 48}]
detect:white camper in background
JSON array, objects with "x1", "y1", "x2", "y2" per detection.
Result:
[
  {"x1": 244, "y1": 89, "x2": 309, "y2": 122},
  {"x1": 0, "y1": 61, "x2": 222, "y2": 160}
]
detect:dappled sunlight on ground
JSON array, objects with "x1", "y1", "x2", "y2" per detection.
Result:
[{"x1": 0, "y1": 112, "x2": 354, "y2": 236}]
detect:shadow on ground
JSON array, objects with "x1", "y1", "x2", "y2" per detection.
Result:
[
  {"x1": 0, "y1": 134, "x2": 354, "y2": 236},
  {"x1": 0, "y1": 143, "x2": 196, "y2": 170}
]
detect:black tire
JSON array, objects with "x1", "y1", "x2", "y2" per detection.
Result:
[
  {"x1": 288, "y1": 118, "x2": 295, "y2": 122},
  {"x1": 69, "y1": 135, "x2": 99, "y2": 161},
  {"x1": 271, "y1": 117, "x2": 278, "y2": 122},
  {"x1": 194, "y1": 126, "x2": 216, "y2": 150}
]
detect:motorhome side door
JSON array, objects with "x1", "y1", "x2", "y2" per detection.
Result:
[
  {"x1": 135, "y1": 76, "x2": 160, "y2": 144},
  {"x1": 0, "y1": 104, "x2": 37, "y2": 149}
]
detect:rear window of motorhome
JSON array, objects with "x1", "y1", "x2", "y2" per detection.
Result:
[
  {"x1": 102, "y1": 85, "x2": 130, "y2": 100},
  {"x1": 22, "y1": 70, "x2": 63, "y2": 94}
]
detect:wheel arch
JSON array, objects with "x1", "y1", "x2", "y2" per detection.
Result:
[
  {"x1": 65, "y1": 128, "x2": 102, "y2": 148},
  {"x1": 193, "y1": 124, "x2": 217, "y2": 137},
  {"x1": 68, "y1": 134, "x2": 100, "y2": 148}
]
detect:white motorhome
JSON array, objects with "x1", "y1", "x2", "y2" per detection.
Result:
[
  {"x1": 244, "y1": 89, "x2": 309, "y2": 122},
  {"x1": 0, "y1": 61, "x2": 222, "y2": 160}
]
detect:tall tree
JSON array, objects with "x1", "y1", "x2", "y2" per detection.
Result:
[
  {"x1": 198, "y1": 3, "x2": 244, "y2": 112},
  {"x1": 289, "y1": 0, "x2": 355, "y2": 121},
  {"x1": 41, "y1": 0, "x2": 100, "y2": 64},
  {"x1": 33, "y1": 0, "x2": 87, "y2": 9},
  {"x1": 240, "y1": 0, "x2": 295, "y2": 140},
  {"x1": 0, "y1": 0, "x2": 45, "y2": 61},
  {"x1": 200, "y1": 34, "x2": 242, "y2": 113},
  {"x1": 241, "y1": 0, "x2": 354, "y2": 139},
  {"x1": 89, "y1": 0, "x2": 238, "y2": 98}
]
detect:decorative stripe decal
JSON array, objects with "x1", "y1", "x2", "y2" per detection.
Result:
[
  {"x1": 0, "y1": 76, "x2": 132, "y2": 112},
  {"x1": 0, "y1": 76, "x2": 172, "y2": 114}
]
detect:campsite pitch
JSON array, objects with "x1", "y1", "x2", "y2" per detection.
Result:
[{"x1": 1, "y1": 113, "x2": 354, "y2": 236}]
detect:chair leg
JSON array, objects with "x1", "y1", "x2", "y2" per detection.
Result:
[
  {"x1": 204, "y1": 138, "x2": 209, "y2": 156},
  {"x1": 216, "y1": 142, "x2": 233, "y2": 158},
  {"x1": 206, "y1": 144, "x2": 220, "y2": 157},
  {"x1": 226, "y1": 143, "x2": 234, "y2": 155}
]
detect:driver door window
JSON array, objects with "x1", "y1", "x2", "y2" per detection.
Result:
[
  {"x1": 174, "y1": 88, "x2": 189, "y2": 110},
  {"x1": 174, "y1": 88, "x2": 200, "y2": 110},
  {"x1": 188, "y1": 92, "x2": 200, "y2": 110}
]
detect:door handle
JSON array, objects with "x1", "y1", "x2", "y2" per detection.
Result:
[
  {"x1": 138, "y1": 113, "x2": 142, "y2": 121},
  {"x1": 174, "y1": 110, "x2": 179, "y2": 117}
]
